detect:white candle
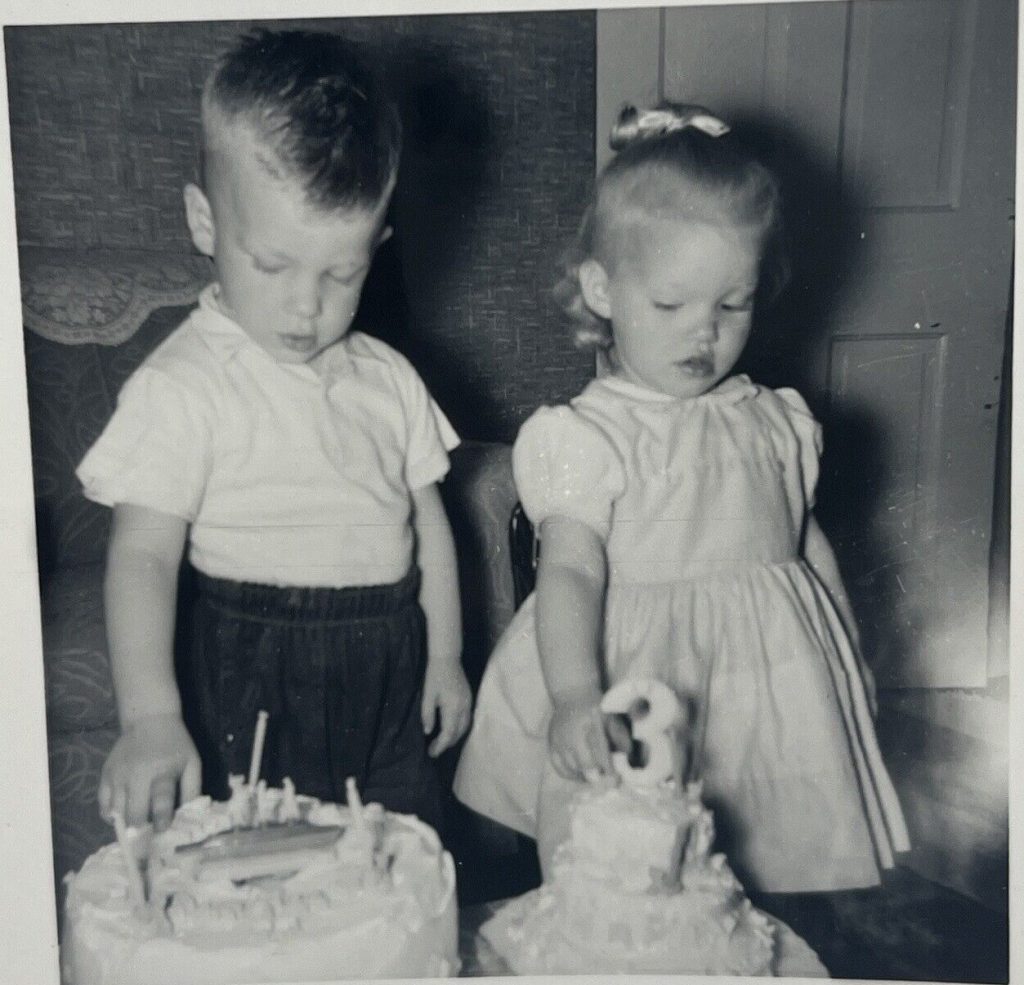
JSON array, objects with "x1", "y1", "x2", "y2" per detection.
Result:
[
  {"x1": 248, "y1": 710, "x2": 269, "y2": 788},
  {"x1": 601, "y1": 679, "x2": 685, "y2": 787},
  {"x1": 111, "y1": 811, "x2": 147, "y2": 910},
  {"x1": 345, "y1": 776, "x2": 366, "y2": 833}
]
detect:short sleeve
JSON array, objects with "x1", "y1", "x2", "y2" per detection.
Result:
[
  {"x1": 389, "y1": 350, "x2": 460, "y2": 490},
  {"x1": 75, "y1": 367, "x2": 212, "y2": 520},
  {"x1": 512, "y1": 406, "x2": 625, "y2": 540},
  {"x1": 775, "y1": 387, "x2": 823, "y2": 509}
]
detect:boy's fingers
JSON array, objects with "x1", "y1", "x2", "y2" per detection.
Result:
[
  {"x1": 151, "y1": 775, "x2": 176, "y2": 832},
  {"x1": 125, "y1": 773, "x2": 151, "y2": 828},
  {"x1": 428, "y1": 711, "x2": 458, "y2": 757},
  {"x1": 101, "y1": 778, "x2": 127, "y2": 824},
  {"x1": 98, "y1": 776, "x2": 113, "y2": 819},
  {"x1": 421, "y1": 694, "x2": 437, "y2": 736},
  {"x1": 181, "y1": 755, "x2": 202, "y2": 805}
]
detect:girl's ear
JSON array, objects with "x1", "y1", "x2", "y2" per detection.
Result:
[
  {"x1": 578, "y1": 259, "x2": 612, "y2": 320},
  {"x1": 183, "y1": 183, "x2": 216, "y2": 257}
]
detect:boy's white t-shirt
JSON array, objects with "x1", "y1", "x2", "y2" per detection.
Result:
[{"x1": 77, "y1": 285, "x2": 459, "y2": 588}]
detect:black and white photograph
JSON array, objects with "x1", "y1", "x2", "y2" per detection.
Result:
[{"x1": 0, "y1": 1, "x2": 1015, "y2": 983}]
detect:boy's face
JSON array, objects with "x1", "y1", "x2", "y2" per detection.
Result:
[{"x1": 185, "y1": 127, "x2": 392, "y2": 364}]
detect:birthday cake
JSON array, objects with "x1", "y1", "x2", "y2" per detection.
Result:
[
  {"x1": 479, "y1": 679, "x2": 776, "y2": 976},
  {"x1": 61, "y1": 777, "x2": 459, "y2": 984}
]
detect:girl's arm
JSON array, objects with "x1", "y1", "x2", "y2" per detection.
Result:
[
  {"x1": 803, "y1": 513, "x2": 878, "y2": 716},
  {"x1": 99, "y1": 503, "x2": 201, "y2": 828},
  {"x1": 412, "y1": 483, "x2": 471, "y2": 757},
  {"x1": 535, "y1": 515, "x2": 618, "y2": 780}
]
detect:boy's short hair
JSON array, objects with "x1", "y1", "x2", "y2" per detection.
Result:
[{"x1": 202, "y1": 29, "x2": 401, "y2": 211}]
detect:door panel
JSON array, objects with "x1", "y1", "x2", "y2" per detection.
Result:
[
  {"x1": 597, "y1": 1, "x2": 1015, "y2": 686},
  {"x1": 842, "y1": 0, "x2": 975, "y2": 208}
]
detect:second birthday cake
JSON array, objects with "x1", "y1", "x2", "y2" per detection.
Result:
[{"x1": 479, "y1": 678, "x2": 778, "y2": 976}]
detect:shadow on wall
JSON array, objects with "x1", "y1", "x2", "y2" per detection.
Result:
[
  {"x1": 730, "y1": 114, "x2": 898, "y2": 673},
  {"x1": 387, "y1": 47, "x2": 506, "y2": 437}
]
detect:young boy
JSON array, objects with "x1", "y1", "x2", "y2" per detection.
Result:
[{"x1": 77, "y1": 29, "x2": 471, "y2": 834}]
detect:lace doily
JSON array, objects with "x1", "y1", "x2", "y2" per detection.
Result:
[{"x1": 20, "y1": 246, "x2": 211, "y2": 346}]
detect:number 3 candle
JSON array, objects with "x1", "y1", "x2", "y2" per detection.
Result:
[{"x1": 601, "y1": 678, "x2": 687, "y2": 786}]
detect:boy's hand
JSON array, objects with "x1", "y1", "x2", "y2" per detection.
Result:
[
  {"x1": 548, "y1": 693, "x2": 616, "y2": 781},
  {"x1": 98, "y1": 712, "x2": 202, "y2": 831},
  {"x1": 421, "y1": 659, "x2": 472, "y2": 757}
]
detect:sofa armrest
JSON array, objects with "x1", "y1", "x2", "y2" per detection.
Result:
[{"x1": 442, "y1": 441, "x2": 517, "y2": 689}]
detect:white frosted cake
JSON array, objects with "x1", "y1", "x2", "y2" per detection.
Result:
[
  {"x1": 480, "y1": 678, "x2": 777, "y2": 977},
  {"x1": 61, "y1": 777, "x2": 459, "y2": 984},
  {"x1": 481, "y1": 778, "x2": 775, "y2": 976}
]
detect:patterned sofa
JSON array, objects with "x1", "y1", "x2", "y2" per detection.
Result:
[{"x1": 21, "y1": 247, "x2": 523, "y2": 907}]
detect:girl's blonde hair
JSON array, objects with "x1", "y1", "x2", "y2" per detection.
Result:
[{"x1": 555, "y1": 103, "x2": 788, "y2": 351}]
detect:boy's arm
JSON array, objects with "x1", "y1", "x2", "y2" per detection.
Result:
[
  {"x1": 411, "y1": 483, "x2": 471, "y2": 757},
  {"x1": 803, "y1": 512, "x2": 877, "y2": 716},
  {"x1": 535, "y1": 515, "x2": 618, "y2": 780},
  {"x1": 100, "y1": 503, "x2": 201, "y2": 828}
]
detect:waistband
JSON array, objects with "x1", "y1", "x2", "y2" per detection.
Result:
[{"x1": 192, "y1": 565, "x2": 421, "y2": 622}]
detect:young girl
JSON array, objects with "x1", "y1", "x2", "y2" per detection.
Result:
[{"x1": 454, "y1": 103, "x2": 909, "y2": 894}]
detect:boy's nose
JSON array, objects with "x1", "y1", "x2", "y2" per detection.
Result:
[{"x1": 290, "y1": 275, "x2": 322, "y2": 318}]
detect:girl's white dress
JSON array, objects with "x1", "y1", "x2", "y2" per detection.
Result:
[{"x1": 454, "y1": 373, "x2": 909, "y2": 892}]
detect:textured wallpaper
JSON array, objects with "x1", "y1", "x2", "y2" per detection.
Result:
[{"x1": 6, "y1": 13, "x2": 597, "y2": 440}]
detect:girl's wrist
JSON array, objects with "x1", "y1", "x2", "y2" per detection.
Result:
[{"x1": 550, "y1": 683, "x2": 603, "y2": 711}]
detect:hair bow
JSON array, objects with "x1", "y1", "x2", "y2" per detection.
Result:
[{"x1": 610, "y1": 104, "x2": 730, "y2": 150}]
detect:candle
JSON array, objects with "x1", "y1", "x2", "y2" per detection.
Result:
[
  {"x1": 111, "y1": 811, "x2": 148, "y2": 910},
  {"x1": 248, "y1": 710, "x2": 269, "y2": 788},
  {"x1": 601, "y1": 679, "x2": 685, "y2": 787},
  {"x1": 345, "y1": 776, "x2": 366, "y2": 833}
]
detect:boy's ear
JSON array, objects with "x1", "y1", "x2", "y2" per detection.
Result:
[
  {"x1": 183, "y1": 183, "x2": 216, "y2": 257},
  {"x1": 578, "y1": 258, "x2": 612, "y2": 320},
  {"x1": 376, "y1": 224, "x2": 393, "y2": 248}
]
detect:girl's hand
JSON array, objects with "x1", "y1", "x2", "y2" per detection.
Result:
[
  {"x1": 548, "y1": 692, "x2": 616, "y2": 781},
  {"x1": 421, "y1": 658, "x2": 472, "y2": 757},
  {"x1": 98, "y1": 712, "x2": 202, "y2": 832}
]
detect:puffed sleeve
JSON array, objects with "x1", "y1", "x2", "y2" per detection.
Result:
[
  {"x1": 774, "y1": 387, "x2": 824, "y2": 509},
  {"x1": 75, "y1": 367, "x2": 212, "y2": 520},
  {"x1": 391, "y1": 351, "x2": 460, "y2": 490},
  {"x1": 512, "y1": 406, "x2": 625, "y2": 540}
]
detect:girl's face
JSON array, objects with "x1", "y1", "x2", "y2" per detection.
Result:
[{"x1": 582, "y1": 218, "x2": 761, "y2": 399}]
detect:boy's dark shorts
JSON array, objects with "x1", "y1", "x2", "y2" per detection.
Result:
[{"x1": 182, "y1": 565, "x2": 442, "y2": 833}]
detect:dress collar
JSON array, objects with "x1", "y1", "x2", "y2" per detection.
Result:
[{"x1": 596, "y1": 372, "x2": 758, "y2": 406}]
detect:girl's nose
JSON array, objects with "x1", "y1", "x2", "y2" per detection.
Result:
[
  {"x1": 691, "y1": 312, "x2": 719, "y2": 342},
  {"x1": 290, "y1": 274, "x2": 322, "y2": 318}
]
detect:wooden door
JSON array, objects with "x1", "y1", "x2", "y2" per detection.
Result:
[{"x1": 598, "y1": 0, "x2": 1015, "y2": 688}]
